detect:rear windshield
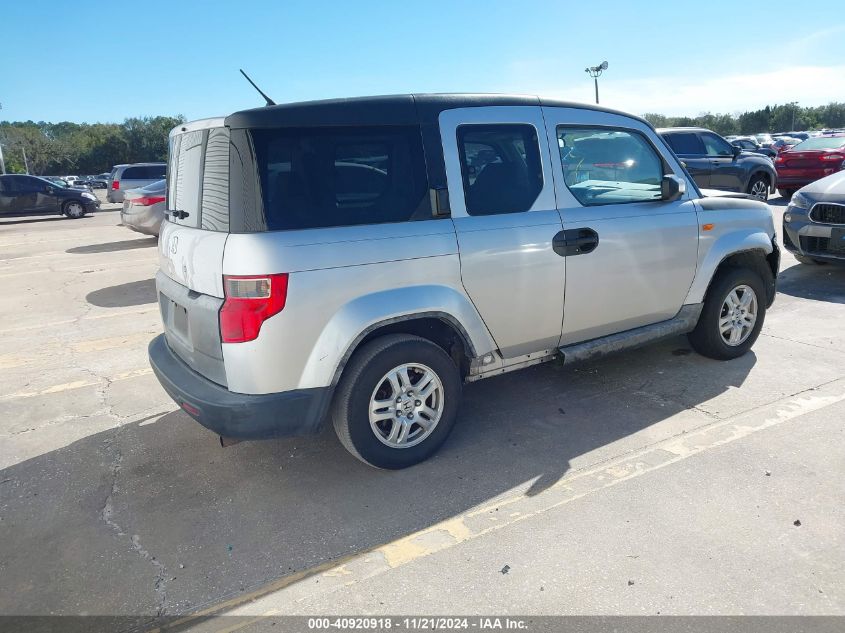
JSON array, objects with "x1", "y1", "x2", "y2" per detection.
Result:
[
  {"x1": 790, "y1": 136, "x2": 845, "y2": 151},
  {"x1": 250, "y1": 125, "x2": 429, "y2": 231}
]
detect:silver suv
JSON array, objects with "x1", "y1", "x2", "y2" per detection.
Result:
[
  {"x1": 148, "y1": 95, "x2": 780, "y2": 469},
  {"x1": 107, "y1": 162, "x2": 167, "y2": 203}
]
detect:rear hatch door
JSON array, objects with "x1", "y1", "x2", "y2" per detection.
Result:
[{"x1": 158, "y1": 120, "x2": 230, "y2": 385}]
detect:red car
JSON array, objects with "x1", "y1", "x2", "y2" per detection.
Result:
[{"x1": 775, "y1": 134, "x2": 845, "y2": 197}]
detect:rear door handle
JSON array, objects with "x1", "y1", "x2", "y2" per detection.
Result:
[{"x1": 553, "y1": 228, "x2": 600, "y2": 257}]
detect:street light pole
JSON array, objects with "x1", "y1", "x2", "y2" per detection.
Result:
[
  {"x1": 791, "y1": 102, "x2": 798, "y2": 131},
  {"x1": 584, "y1": 61, "x2": 608, "y2": 105}
]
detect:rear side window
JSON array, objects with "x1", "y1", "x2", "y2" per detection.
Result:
[
  {"x1": 456, "y1": 124, "x2": 543, "y2": 216},
  {"x1": 122, "y1": 165, "x2": 166, "y2": 179},
  {"x1": 663, "y1": 132, "x2": 705, "y2": 155},
  {"x1": 250, "y1": 126, "x2": 429, "y2": 231},
  {"x1": 558, "y1": 127, "x2": 664, "y2": 206},
  {"x1": 167, "y1": 131, "x2": 206, "y2": 228}
]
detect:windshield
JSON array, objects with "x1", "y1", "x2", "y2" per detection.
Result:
[{"x1": 791, "y1": 137, "x2": 845, "y2": 151}]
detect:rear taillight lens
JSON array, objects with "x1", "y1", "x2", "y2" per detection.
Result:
[
  {"x1": 775, "y1": 156, "x2": 785, "y2": 164},
  {"x1": 133, "y1": 195, "x2": 165, "y2": 206},
  {"x1": 819, "y1": 153, "x2": 844, "y2": 162},
  {"x1": 219, "y1": 274, "x2": 289, "y2": 343},
  {"x1": 111, "y1": 180, "x2": 119, "y2": 190}
]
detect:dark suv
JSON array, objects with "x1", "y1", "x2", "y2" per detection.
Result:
[
  {"x1": 658, "y1": 128, "x2": 777, "y2": 201},
  {"x1": 0, "y1": 174, "x2": 100, "y2": 218}
]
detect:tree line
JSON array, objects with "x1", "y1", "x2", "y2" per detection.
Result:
[
  {"x1": 0, "y1": 116, "x2": 184, "y2": 176},
  {"x1": 643, "y1": 102, "x2": 845, "y2": 137},
  {"x1": 2, "y1": 102, "x2": 845, "y2": 176}
]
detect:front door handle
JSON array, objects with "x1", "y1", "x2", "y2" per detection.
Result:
[{"x1": 553, "y1": 228, "x2": 599, "y2": 257}]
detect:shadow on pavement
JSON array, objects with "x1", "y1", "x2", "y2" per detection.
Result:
[
  {"x1": 67, "y1": 237, "x2": 157, "y2": 255},
  {"x1": 777, "y1": 261, "x2": 845, "y2": 304},
  {"x1": 0, "y1": 215, "x2": 88, "y2": 226},
  {"x1": 86, "y1": 279, "x2": 157, "y2": 308},
  {"x1": 0, "y1": 338, "x2": 755, "y2": 622}
]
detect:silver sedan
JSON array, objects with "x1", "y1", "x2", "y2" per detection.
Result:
[{"x1": 121, "y1": 179, "x2": 166, "y2": 236}]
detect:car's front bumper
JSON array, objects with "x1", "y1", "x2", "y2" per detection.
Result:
[
  {"x1": 783, "y1": 217, "x2": 845, "y2": 265},
  {"x1": 149, "y1": 334, "x2": 332, "y2": 439}
]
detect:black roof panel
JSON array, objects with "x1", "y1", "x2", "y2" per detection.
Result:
[{"x1": 224, "y1": 93, "x2": 646, "y2": 129}]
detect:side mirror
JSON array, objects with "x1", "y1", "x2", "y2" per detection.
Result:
[
  {"x1": 731, "y1": 144, "x2": 742, "y2": 158},
  {"x1": 661, "y1": 175, "x2": 686, "y2": 202}
]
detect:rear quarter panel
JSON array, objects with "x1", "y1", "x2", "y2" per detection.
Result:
[{"x1": 221, "y1": 220, "x2": 497, "y2": 394}]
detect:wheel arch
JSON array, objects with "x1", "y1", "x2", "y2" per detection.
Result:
[
  {"x1": 296, "y1": 284, "x2": 497, "y2": 390},
  {"x1": 686, "y1": 229, "x2": 777, "y2": 307},
  {"x1": 702, "y1": 247, "x2": 777, "y2": 309}
]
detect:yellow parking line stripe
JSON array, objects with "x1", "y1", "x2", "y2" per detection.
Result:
[{"x1": 155, "y1": 379, "x2": 845, "y2": 632}]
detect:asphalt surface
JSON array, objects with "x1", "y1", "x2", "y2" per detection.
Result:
[{"x1": 0, "y1": 194, "x2": 843, "y2": 632}]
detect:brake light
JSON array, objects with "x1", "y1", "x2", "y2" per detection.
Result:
[
  {"x1": 133, "y1": 195, "x2": 165, "y2": 206},
  {"x1": 219, "y1": 274, "x2": 288, "y2": 343},
  {"x1": 111, "y1": 180, "x2": 119, "y2": 190},
  {"x1": 819, "y1": 153, "x2": 844, "y2": 162},
  {"x1": 775, "y1": 156, "x2": 785, "y2": 164}
]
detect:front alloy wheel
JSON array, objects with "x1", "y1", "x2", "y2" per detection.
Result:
[
  {"x1": 718, "y1": 284, "x2": 758, "y2": 346},
  {"x1": 688, "y1": 267, "x2": 767, "y2": 360},
  {"x1": 747, "y1": 176, "x2": 769, "y2": 201}
]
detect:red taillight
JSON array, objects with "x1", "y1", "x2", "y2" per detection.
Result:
[
  {"x1": 111, "y1": 180, "x2": 119, "y2": 190},
  {"x1": 219, "y1": 274, "x2": 289, "y2": 343},
  {"x1": 133, "y1": 195, "x2": 165, "y2": 206},
  {"x1": 819, "y1": 153, "x2": 845, "y2": 162},
  {"x1": 775, "y1": 156, "x2": 785, "y2": 164}
]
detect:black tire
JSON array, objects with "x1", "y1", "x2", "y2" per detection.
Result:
[
  {"x1": 688, "y1": 267, "x2": 767, "y2": 361},
  {"x1": 331, "y1": 334, "x2": 462, "y2": 469},
  {"x1": 794, "y1": 254, "x2": 827, "y2": 266},
  {"x1": 746, "y1": 173, "x2": 769, "y2": 201},
  {"x1": 777, "y1": 188, "x2": 794, "y2": 199},
  {"x1": 62, "y1": 200, "x2": 87, "y2": 219}
]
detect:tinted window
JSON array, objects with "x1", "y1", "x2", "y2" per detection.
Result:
[
  {"x1": 122, "y1": 165, "x2": 166, "y2": 179},
  {"x1": 6, "y1": 176, "x2": 45, "y2": 193},
  {"x1": 663, "y1": 132, "x2": 705, "y2": 155},
  {"x1": 457, "y1": 124, "x2": 543, "y2": 216},
  {"x1": 558, "y1": 127, "x2": 664, "y2": 206},
  {"x1": 701, "y1": 133, "x2": 733, "y2": 157},
  {"x1": 250, "y1": 125, "x2": 429, "y2": 230}
]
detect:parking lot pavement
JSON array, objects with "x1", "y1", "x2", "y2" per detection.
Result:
[{"x1": 0, "y1": 197, "x2": 843, "y2": 630}]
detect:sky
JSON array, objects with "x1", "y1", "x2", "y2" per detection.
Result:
[{"x1": 2, "y1": 0, "x2": 844, "y2": 123}]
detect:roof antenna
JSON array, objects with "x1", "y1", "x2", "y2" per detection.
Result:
[{"x1": 239, "y1": 69, "x2": 276, "y2": 106}]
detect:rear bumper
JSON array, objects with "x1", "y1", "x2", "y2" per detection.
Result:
[
  {"x1": 121, "y1": 205, "x2": 163, "y2": 236},
  {"x1": 107, "y1": 190, "x2": 125, "y2": 203},
  {"x1": 148, "y1": 334, "x2": 332, "y2": 439}
]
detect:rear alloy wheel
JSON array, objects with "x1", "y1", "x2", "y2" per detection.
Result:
[
  {"x1": 688, "y1": 267, "x2": 766, "y2": 360},
  {"x1": 747, "y1": 175, "x2": 769, "y2": 201},
  {"x1": 63, "y1": 200, "x2": 86, "y2": 219},
  {"x1": 332, "y1": 334, "x2": 461, "y2": 469}
]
